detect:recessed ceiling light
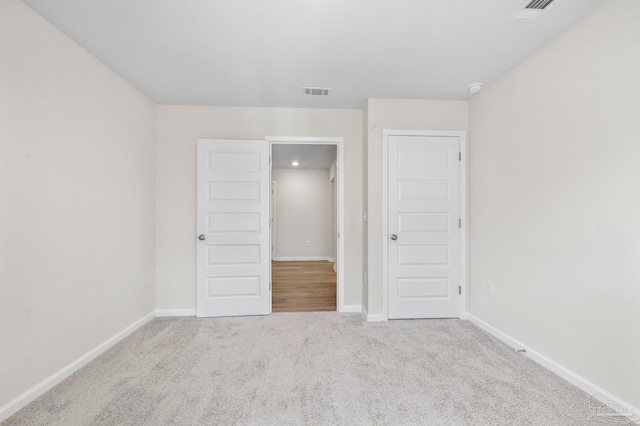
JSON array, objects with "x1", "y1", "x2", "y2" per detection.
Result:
[
  {"x1": 291, "y1": 161, "x2": 299, "y2": 167},
  {"x1": 467, "y1": 83, "x2": 484, "y2": 94}
]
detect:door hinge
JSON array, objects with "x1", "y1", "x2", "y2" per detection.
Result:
[
  {"x1": 459, "y1": 286, "x2": 462, "y2": 295},
  {"x1": 459, "y1": 219, "x2": 462, "y2": 228},
  {"x1": 459, "y1": 152, "x2": 462, "y2": 161}
]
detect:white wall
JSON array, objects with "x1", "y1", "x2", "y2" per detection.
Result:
[
  {"x1": 0, "y1": 0, "x2": 156, "y2": 409},
  {"x1": 364, "y1": 99, "x2": 469, "y2": 316},
  {"x1": 155, "y1": 106, "x2": 362, "y2": 310},
  {"x1": 272, "y1": 168, "x2": 331, "y2": 259},
  {"x1": 469, "y1": 0, "x2": 640, "y2": 410}
]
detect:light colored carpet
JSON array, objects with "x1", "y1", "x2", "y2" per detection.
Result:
[{"x1": 3, "y1": 313, "x2": 625, "y2": 425}]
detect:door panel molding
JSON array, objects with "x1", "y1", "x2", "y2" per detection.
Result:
[{"x1": 382, "y1": 130, "x2": 468, "y2": 321}]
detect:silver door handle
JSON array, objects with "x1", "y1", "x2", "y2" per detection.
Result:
[
  {"x1": 198, "y1": 235, "x2": 206, "y2": 241},
  {"x1": 390, "y1": 234, "x2": 398, "y2": 241}
]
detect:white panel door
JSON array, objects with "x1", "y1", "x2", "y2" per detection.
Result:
[
  {"x1": 388, "y1": 134, "x2": 462, "y2": 319},
  {"x1": 197, "y1": 139, "x2": 270, "y2": 317}
]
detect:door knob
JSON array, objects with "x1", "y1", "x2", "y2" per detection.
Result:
[
  {"x1": 390, "y1": 234, "x2": 398, "y2": 241},
  {"x1": 198, "y1": 235, "x2": 206, "y2": 241}
]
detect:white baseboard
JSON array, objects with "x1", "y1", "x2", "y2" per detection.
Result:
[
  {"x1": 341, "y1": 305, "x2": 362, "y2": 313},
  {"x1": 273, "y1": 256, "x2": 330, "y2": 261},
  {"x1": 328, "y1": 258, "x2": 336, "y2": 262},
  {"x1": 361, "y1": 306, "x2": 387, "y2": 322},
  {"x1": 0, "y1": 310, "x2": 156, "y2": 423},
  {"x1": 467, "y1": 314, "x2": 639, "y2": 423},
  {"x1": 156, "y1": 309, "x2": 196, "y2": 317}
]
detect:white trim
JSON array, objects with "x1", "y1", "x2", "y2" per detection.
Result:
[
  {"x1": 382, "y1": 130, "x2": 468, "y2": 321},
  {"x1": 0, "y1": 311, "x2": 156, "y2": 423},
  {"x1": 382, "y1": 131, "x2": 388, "y2": 321},
  {"x1": 367, "y1": 313, "x2": 387, "y2": 322},
  {"x1": 269, "y1": 145, "x2": 274, "y2": 314},
  {"x1": 266, "y1": 136, "x2": 345, "y2": 313},
  {"x1": 155, "y1": 309, "x2": 196, "y2": 317},
  {"x1": 272, "y1": 256, "x2": 331, "y2": 262},
  {"x1": 460, "y1": 135, "x2": 469, "y2": 319},
  {"x1": 328, "y1": 257, "x2": 335, "y2": 262},
  {"x1": 265, "y1": 136, "x2": 343, "y2": 145},
  {"x1": 342, "y1": 305, "x2": 362, "y2": 313},
  {"x1": 468, "y1": 314, "x2": 639, "y2": 423},
  {"x1": 361, "y1": 306, "x2": 386, "y2": 322},
  {"x1": 271, "y1": 180, "x2": 277, "y2": 261}
]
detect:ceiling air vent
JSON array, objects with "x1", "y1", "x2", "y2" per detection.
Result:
[
  {"x1": 303, "y1": 87, "x2": 331, "y2": 97},
  {"x1": 524, "y1": 0, "x2": 555, "y2": 10},
  {"x1": 509, "y1": 0, "x2": 555, "y2": 22}
]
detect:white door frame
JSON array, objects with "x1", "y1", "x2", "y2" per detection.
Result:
[
  {"x1": 266, "y1": 136, "x2": 346, "y2": 312},
  {"x1": 382, "y1": 129, "x2": 468, "y2": 321},
  {"x1": 270, "y1": 181, "x2": 277, "y2": 260}
]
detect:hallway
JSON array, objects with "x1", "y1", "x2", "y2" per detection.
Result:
[{"x1": 271, "y1": 261, "x2": 336, "y2": 312}]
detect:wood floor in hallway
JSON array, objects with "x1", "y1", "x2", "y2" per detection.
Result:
[{"x1": 271, "y1": 260, "x2": 336, "y2": 312}]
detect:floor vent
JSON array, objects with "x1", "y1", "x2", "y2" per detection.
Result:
[{"x1": 303, "y1": 87, "x2": 331, "y2": 97}]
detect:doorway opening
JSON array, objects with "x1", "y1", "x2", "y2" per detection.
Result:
[{"x1": 268, "y1": 137, "x2": 344, "y2": 313}]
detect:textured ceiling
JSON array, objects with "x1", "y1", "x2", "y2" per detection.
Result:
[
  {"x1": 23, "y1": 0, "x2": 606, "y2": 108},
  {"x1": 272, "y1": 145, "x2": 336, "y2": 169}
]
